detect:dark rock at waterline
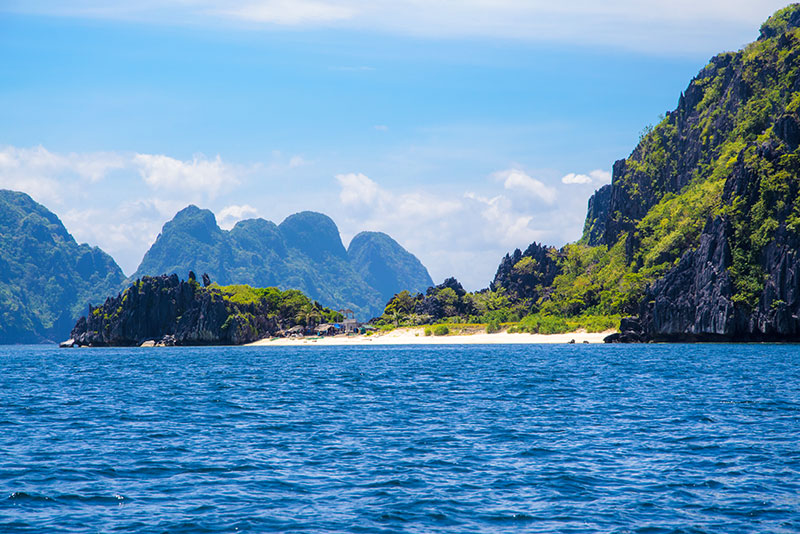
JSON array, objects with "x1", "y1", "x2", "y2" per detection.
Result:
[
  {"x1": 604, "y1": 316, "x2": 646, "y2": 343},
  {"x1": 70, "y1": 274, "x2": 279, "y2": 347},
  {"x1": 637, "y1": 217, "x2": 800, "y2": 342}
]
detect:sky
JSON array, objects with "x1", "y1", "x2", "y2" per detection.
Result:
[{"x1": 0, "y1": 0, "x2": 791, "y2": 289}]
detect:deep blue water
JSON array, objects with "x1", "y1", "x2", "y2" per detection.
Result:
[{"x1": 1, "y1": 344, "x2": 799, "y2": 533}]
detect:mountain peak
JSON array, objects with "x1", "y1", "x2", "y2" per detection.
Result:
[
  {"x1": 278, "y1": 211, "x2": 346, "y2": 260},
  {"x1": 348, "y1": 231, "x2": 433, "y2": 304},
  {"x1": 165, "y1": 205, "x2": 220, "y2": 242},
  {"x1": 760, "y1": 4, "x2": 800, "y2": 40},
  {"x1": 0, "y1": 189, "x2": 125, "y2": 343}
]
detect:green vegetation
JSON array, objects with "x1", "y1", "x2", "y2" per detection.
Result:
[
  {"x1": 133, "y1": 207, "x2": 432, "y2": 320},
  {"x1": 536, "y1": 11, "x2": 800, "y2": 314},
  {"x1": 76, "y1": 274, "x2": 347, "y2": 346},
  {"x1": 212, "y1": 283, "x2": 343, "y2": 326},
  {"x1": 0, "y1": 190, "x2": 126, "y2": 343},
  {"x1": 509, "y1": 314, "x2": 621, "y2": 335},
  {"x1": 375, "y1": 276, "x2": 621, "y2": 335},
  {"x1": 375, "y1": 5, "x2": 800, "y2": 331},
  {"x1": 432, "y1": 325, "x2": 449, "y2": 336},
  {"x1": 486, "y1": 318, "x2": 501, "y2": 334}
]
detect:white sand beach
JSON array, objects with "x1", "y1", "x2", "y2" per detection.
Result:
[{"x1": 246, "y1": 327, "x2": 615, "y2": 346}]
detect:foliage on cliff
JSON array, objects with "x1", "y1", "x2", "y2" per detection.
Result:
[
  {"x1": 0, "y1": 190, "x2": 126, "y2": 343},
  {"x1": 377, "y1": 5, "x2": 800, "y2": 339},
  {"x1": 536, "y1": 4, "x2": 800, "y2": 323},
  {"x1": 70, "y1": 274, "x2": 343, "y2": 347}
]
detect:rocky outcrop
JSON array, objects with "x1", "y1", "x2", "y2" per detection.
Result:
[
  {"x1": 70, "y1": 274, "x2": 281, "y2": 347},
  {"x1": 637, "y1": 218, "x2": 737, "y2": 341},
  {"x1": 604, "y1": 317, "x2": 645, "y2": 343},
  {"x1": 583, "y1": 184, "x2": 612, "y2": 246},
  {"x1": 632, "y1": 217, "x2": 800, "y2": 342},
  {"x1": 584, "y1": 5, "x2": 800, "y2": 342},
  {"x1": 491, "y1": 242, "x2": 560, "y2": 303}
]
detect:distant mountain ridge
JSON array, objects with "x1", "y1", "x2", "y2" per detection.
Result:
[
  {"x1": 132, "y1": 206, "x2": 433, "y2": 319},
  {"x1": 0, "y1": 191, "x2": 433, "y2": 343},
  {"x1": 0, "y1": 189, "x2": 126, "y2": 343}
]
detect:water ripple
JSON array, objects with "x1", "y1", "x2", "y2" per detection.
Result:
[{"x1": 0, "y1": 343, "x2": 798, "y2": 533}]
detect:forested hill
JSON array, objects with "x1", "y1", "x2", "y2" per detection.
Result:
[
  {"x1": 132, "y1": 206, "x2": 433, "y2": 320},
  {"x1": 576, "y1": 3, "x2": 800, "y2": 340},
  {"x1": 0, "y1": 190, "x2": 126, "y2": 343}
]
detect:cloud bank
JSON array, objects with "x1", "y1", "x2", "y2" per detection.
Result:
[
  {"x1": 3, "y1": 0, "x2": 789, "y2": 54},
  {"x1": 562, "y1": 169, "x2": 612, "y2": 185},
  {"x1": 1, "y1": 144, "x2": 604, "y2": 290}
]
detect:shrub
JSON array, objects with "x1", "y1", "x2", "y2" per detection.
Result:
[
  {"x1": 486, "y1": 319, "x2": 501, "y2": 333},
  {"x1": 424, "y1": 327, "x2": 432, "y2": 336},
  {"x1": 432, "y1": 325, "x2": 449, "y2": 336}
]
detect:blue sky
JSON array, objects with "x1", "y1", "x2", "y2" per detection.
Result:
[{"x1": 0, "y1": 1, "x2": 790, "y2": 288}]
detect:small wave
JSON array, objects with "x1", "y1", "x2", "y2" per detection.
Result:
[
  {"x1": 7, "y1": 492, "x2": 54, "y2": 503},
  {"x1": 485, "y1": 512, "x2": 537, "y2": 524},
  {"x1": 516, "y1": 447, "x2": 557, "y2": 457}
]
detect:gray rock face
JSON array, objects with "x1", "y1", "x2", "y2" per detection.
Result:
[
  {"x1": 583, "y1": 184, "x2": 612, "y2": 246},
  {"x1": 637, "y1": 218, "x2": 800, "y2": 341},
  {"x1": 491, "y1": 242, "x2": 560, "y2": 303},
  {"x1": 604, "y1": 316, "x2": 645, "y2": 343},
  {"x1": 579, "y1": 8, "x2": 800, "y2": 343},
  {"x1": 638, "y1": 218, "x2": 736, "y2": 341},
  {"x1": 71, "y1": 274, "x2": 278, "y2": 347}
]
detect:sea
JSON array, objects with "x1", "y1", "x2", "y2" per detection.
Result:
[{"x1": 1, "y1": 344, "x2": 798, "y2": 533}]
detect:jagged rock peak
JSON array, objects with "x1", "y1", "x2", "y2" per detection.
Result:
[{"x1": 760, "y1": 4, "x2": 800, "y2": 40}]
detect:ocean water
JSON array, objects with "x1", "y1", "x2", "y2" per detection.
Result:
[{"x1": 0, "y1": 344, "x2": 798, "y2": 533}]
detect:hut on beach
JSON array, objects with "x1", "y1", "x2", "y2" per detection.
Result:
[
  {"x1": 286, "y1": 325, "x2": 305, "y2": 337},
  {"x1": 315, "y1": 324, "x2": 338, "y2": 336}
]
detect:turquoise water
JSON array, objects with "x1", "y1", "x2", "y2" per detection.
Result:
[{"x1": 1, "y1": 344, "x2": 798, "y2": 533}]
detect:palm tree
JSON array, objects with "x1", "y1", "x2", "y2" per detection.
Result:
[{"x1": 295, "y1": 304, "x2": 322, "y2": 329}]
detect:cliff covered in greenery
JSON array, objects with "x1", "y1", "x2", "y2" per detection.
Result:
[
  {"x1": 70, "y1": 274, "x2": 343, "y2": 347},
  {"x1": 377, "y1": 5, "x2": 800, "y2": 341},
  {"x1": 133, "y1": 207, "x2": 432, "y2": 320},
  {"x1": 575, "y1": 3, "x2": 800, "y2": 340},
  {"x1": 0, "y1": 190, "x2": 126, "y2": 343}
]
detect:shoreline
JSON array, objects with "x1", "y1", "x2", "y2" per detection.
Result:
[{"x1": 246, "y1": 327, "x2": 615, "y2": 346}]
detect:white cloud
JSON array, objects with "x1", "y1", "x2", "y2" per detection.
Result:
[
  {"x1": 0, "y1": 145, "x2": 125, "y2": 182},
  {"x1": 0, "y1": 145, "x2": 126, "y2": 205},
  {"x1": 561, "y1": 173, "x2": 592, "y2": 185},
  {"x1": 4, "y1": 0, "x2": 790, "y2": 54},
  {"x1": 0, "y1": 145, "x2": 251, "y2": 275},
  {"x1": 464, "y1": 192, "x2": 543, "y2": 245},
  {"x1": 288, "y1": 155, "x2": 307, "y2": 168},
  {"x1": 0, "y1": 143, "x2": 596, "y2": 290},
  {"x1": 61, "y1": 200, "x2": 168, "y2": 275},
  {"x1": 590, "y1": 169, "x2": 612, "y2": 184},
  {"x1": 219, "y1": 0, "x2": 356, "y2": 25},
  {"x1": 336, "y1": 172, "x2": 381, "y2": 207},
  {"x1": 218, "y1": 204, "x2": 259, "y2": 229},
  {"x1": 561, "y1": 169, "x2": 612, "y2": 185},
  {"x1": 133, "y1": 153, "x2": 237, "y2": 198},
  {"x1": 332, "y1": 171, "x2": 562, "y2": 289},
  {"x1": 493, "y1": 168, "x2": 557, "y2": 204}
]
